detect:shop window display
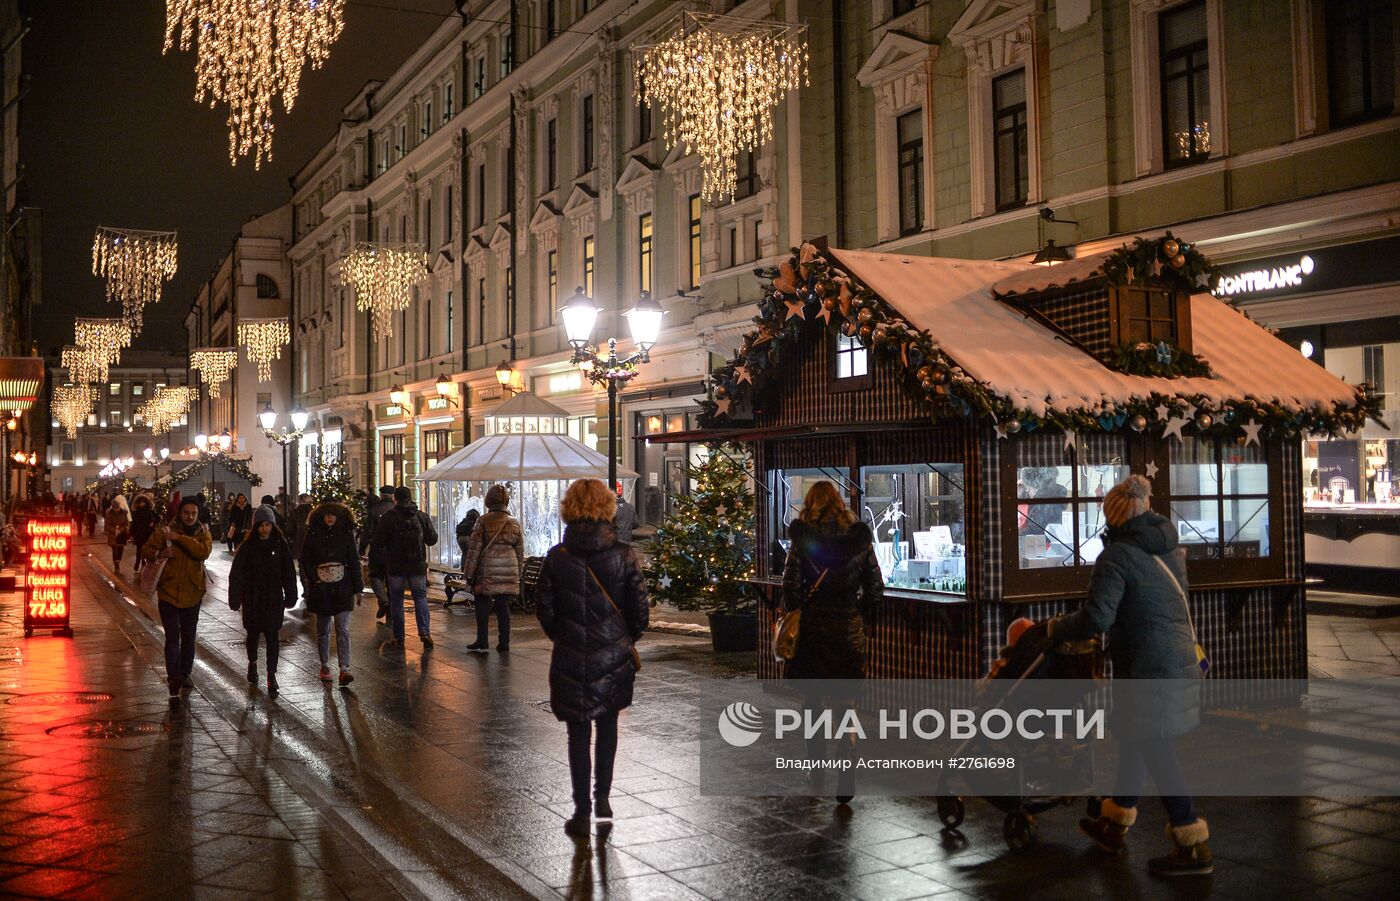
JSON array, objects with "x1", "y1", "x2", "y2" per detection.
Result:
[
  {"x1": 1016, "y1": 433, "x2": 1128, "y2": 569},
  {"x1": 1168, "y1": 437, "x2": 1270, "y2": 559}
]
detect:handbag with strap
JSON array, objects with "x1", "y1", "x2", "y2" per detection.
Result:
[
  {"x1": 561, "y1": 547, "x2": 641, "y2": 671},
  {"x1": 1150, "y1": 554, "x2": 1210, "y2": 675},
  {"x1": 137, "y1": 533, "x2": 168, "y2": 597},
  {"x1": 772, "y1": 565, "x2": 828, "y2": 662}
]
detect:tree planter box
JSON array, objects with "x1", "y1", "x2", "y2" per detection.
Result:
[{"x1": 707, "y1": 611, "x2": 757, "y2": 653}]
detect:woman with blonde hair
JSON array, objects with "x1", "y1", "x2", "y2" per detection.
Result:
[
  {"x1": 536, "y1": 478, "x2": 649, "y2": 836},
  {"x1": 105, "y1": 494, "x2": 132, "y2": 572},
  {"x1": 781, "y1": 480, "x2": 884, "y2": 805}
]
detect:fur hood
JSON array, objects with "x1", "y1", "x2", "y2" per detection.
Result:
[{"x1": 307, "y1": 501, "x2": 355, "y2": 536}]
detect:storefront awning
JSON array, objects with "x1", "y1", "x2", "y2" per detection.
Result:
[{"x1": 0, "y1": 357, "x2": 44, "y2": 412}]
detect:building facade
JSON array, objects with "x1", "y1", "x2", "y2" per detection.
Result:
[
  {"x1": 185, "y1": 205, "x2": 295, "y2": 494},
  {"x1": 44, "y1": 351, "x2": 190, "y2": 495}
]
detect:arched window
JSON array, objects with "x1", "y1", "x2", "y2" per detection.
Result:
[{"x1": 256, "y1": 274, "x2": 280, "y2": 298}]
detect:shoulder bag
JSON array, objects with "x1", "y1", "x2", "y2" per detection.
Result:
[
  {"x1": 137, "y1": 532, "x2": 168, "y2": 598},
  {"x1": 1151, "y1": 554, "x2": 1210, "y2": 675},
  {"x1": 772, "y1": 566, "x2": 827, "y2": 662}
]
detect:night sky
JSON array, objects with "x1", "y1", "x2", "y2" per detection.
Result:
[{"x1": 22, "y1": 0, "x2": 455, "y2": 354}]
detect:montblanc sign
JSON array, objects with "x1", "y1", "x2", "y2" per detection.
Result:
[{"x1": 1211, "y1": 236, "x2": 1400, "y2": 302}]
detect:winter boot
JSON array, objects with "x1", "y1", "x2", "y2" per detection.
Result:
[
  {"x1": 1079, "y1": 798, "x2": 1137, "y2": 855},
  {"x1": 1149, "y1": 819, "x2": 1213, "y2": 876},
  {"x1": 564, "y1": 806, "x2": 590, "y2": 838}
]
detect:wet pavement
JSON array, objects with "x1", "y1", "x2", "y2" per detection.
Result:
[{"x1": 0, "y1": 534, "x2": 1398, "y2": 899}]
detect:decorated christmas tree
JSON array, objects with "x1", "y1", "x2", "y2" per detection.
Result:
[
  {"x1": 309, "y1": 455, "x2": 356, "y2": 517},
  {"x1": 645, "y1": 443, "x2": 756, "y2": 614}
]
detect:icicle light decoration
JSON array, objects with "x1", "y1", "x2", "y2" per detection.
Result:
[
  {"x1": 634, "y1": 12, "x2": 808, "y2": 202},
  {"x1": 339, "y1": 242, "x2": 428, "y2": 338},
  {"x1": 61, "y1": 346, "x2": 103, "y2": 386},
  {"x1": 91, "y1": 227, "x2": 179, "y2": 335},
  {"x1": 189, "y1": 348, "x2": 239, "y2": 398},
  {"x1": 53, "y1": 385, "x2": 96, "y2": 440},
  {"x1": 238, "y1": 318, "x2": 291, "y2": 382},
  {"x1": 73, "y1": 318, "x2": 132, "y2": 384},
  {"x1": 164, "y1": 0, "x2": 347, "y2": 169},
  {"x1": 139, "y1": 386, "x2": 198, "y2": 436}
]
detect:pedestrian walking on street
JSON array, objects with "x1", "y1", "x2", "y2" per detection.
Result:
[
  {"x1": 260, "y1": 494, "x2": 287, "y2": 532},
  {"x1": 193, "y1": 492, "x2": 212, "y2": 528},
  {"x1": 370, "y1": 486, "x2": 438, "y2": 648},
  {"x1": 141, "y1": 498, "x2": 214, "y2": 699},
  {"x1": 83, "y1": 494, "x2": 98, "y2": 537},
  {"x1": 300, "y1": 501, "x2": 363, "y2": 685},
  {"x1": 535, "y1": 479, "x2": 649, "y2": 836},
  {"x1": 613, "y1": 483, "x2": 636, "y2": 544},
  {"x1": 104, "y1": 494, "x2": 131, "y2": 572},
  {"x1": 225, "y1": 493, "x2": 251, "y2": 553},
  {"x1": 461, "y1": 485, "x2": 524, "y2": 652},
  {"x1": 780, "y1": 480, "x2": 884, "y2": 806},
  {"x1": 1051, "y1": 475, "x2": 1212, "y2": 876},
  {"x1": 360, "y1": 485, "x2": 395, "y2": 620},
  {"x1": 289, "y1": 493, "x2": 313, "y2": 559},
  {"x1": 455, "y1": 507, "x2": 480, "y2": 568},
  {"x1": 130, "y1": 494, "x2": 158, "y2": 574},
  {"x1": 228, "y1": 506, "x2": 297, "y2": 698}
]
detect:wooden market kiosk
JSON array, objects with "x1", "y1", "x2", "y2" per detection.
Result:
[{"x1": 687, "y1": 237, "x2": 1376, "y2": 681}]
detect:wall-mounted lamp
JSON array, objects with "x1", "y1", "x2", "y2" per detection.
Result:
[{"x1": 1033, "y1": 239, "x2": 1074, "y2": 266}]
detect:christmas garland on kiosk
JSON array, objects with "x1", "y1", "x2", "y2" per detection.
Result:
[{"x1": 699, "y1": 237, "x2": 1381, "y2": 442}]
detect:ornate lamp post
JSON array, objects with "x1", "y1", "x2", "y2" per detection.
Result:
[
  {"x1": 559, "y1": 287, "x2": 664, "y2": 490},
  {"x1": 260, "y1": 403, "x2": 309, "y2": 514}
]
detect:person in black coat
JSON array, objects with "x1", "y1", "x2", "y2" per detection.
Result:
[
  {"x1": 780, "y1": 480, "x2": 884, "y2": 806},
  {"x1": 536, "y1": 479, "x2": 649, "y2": 837},
  {"x1": 455, "y1": 507, "x2": 480, "y2": 568},
  {"x1": 369, "y1": 487, "x2": 439, "y2": 647},
  {"x1": 300, "y1": 501, "x2": 364, "y2": 685},
  {"x1": 359, "y1": 486, "x2": 396, "y2": 620},
  {"x1": 225, "y1": 493, "x2": 252, "y2": 553},
  {"x1": 129, "y1": 494, "x2": 159, "y2": 574},
  {"x1": 228, "y1": 506, "x2": 297, "y2": 697}
]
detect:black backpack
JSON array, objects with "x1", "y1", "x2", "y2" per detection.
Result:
[{"x1": 389, "y1": 510, "x2": 425, "y2": 563}]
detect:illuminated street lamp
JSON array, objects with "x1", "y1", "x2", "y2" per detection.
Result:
[
  {"x1": 194, "y1": 433, "x2": 208, "y2": 452},
  {"x1": 389, "y1": 384, "x2": 408, "y2": 406},
  {"x1": 260, "y1": 404, "x2": 310, "y2": 512},
  {"x1": 559, "y1": 287, "x2": 665, "y2": 488}
]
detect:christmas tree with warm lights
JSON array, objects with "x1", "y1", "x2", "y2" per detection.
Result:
[
  {"x1": 309, "y1": 455, "x2": 356, "y2": 518},
  {"x1": 645, "y1": 443, "x2": 756, "y2": 614}
]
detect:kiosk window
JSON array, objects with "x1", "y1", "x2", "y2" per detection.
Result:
[
  {"x1": 861, "y1": 464, "x2": 966, "y2": 594},
  {"x1": 835, "y1": 333, "x2": 868, "y2": 380},
  {"x1": 1168, "y1": 437, "x2": 1270, "y2": 559},
  {"x1": 1016, "y1": 433, "x2": 1128, "y2": 570}
]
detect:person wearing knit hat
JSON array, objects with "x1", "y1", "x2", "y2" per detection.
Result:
[
  {"x1": 1051, "y1": 473, "x2": 1212, "y2": 876},
  {"x1": 230, "y1": 505, "x2": 297, "y2": 697}
]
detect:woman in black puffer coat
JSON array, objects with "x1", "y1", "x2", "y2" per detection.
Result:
[
  {"x1": 300, "y1": 501, "x2": 364, "y2": 686},
  {"x1": 129, "y1": 494, "x2": 159, "y2": 574},
  {"x1": 780, "y1": 481, "x2": 884, "y2": 806},
  {"x1": 229, "y1": 506, "x2": 297, "y2": 697},
  {"x1": 536, "y1": 479, "x2": 649, "y2": 837}
]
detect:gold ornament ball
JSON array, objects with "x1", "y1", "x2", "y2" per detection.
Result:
[
  {"x1": 713, "y1": 385, "x2": 728, "y2": 400},
  {"x1": 841, "y1": 322, "x2": 857, "y2": 338},
  {"x1": 1170, "y1": 253, "x2": 1186, "y2": 269},
  {"x1": 858, "y1": 325, "x2": 874, "y2": 343},
  {"x1": 821, "y1": 298, "x2": 836, "y2": 312},
  {"x1": 920, "y1": 378, "x2": 935, "y2": 391},
  {"x1": 1163, "y1": 238, "x2": 1180, "y2": 257},
  {"x1": 916, "y1": 365, "x2": 933, "y2": 382},
  {"x1": 857, "y1": 307, "x2": 874, "y2": 324},
  {"x1": 931, "y1": 368, "x2": 948, "y2": 384}
]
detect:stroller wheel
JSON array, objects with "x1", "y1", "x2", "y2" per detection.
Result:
[
  {"x1": 1003, "y1": 811, "x2": 1037, "y2": 853},
  {"x1": 936, "y1": 796, "x2": 965, "y2": 829}
]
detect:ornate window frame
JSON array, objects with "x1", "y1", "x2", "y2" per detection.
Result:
[
  {"x1": 949, "y1": 0, "x2": 1042, "y2": 219},
  {"x1": 856, "y1": 32, "x2": 938, "y2": 242},
  {"x1": 1129, "y1": 0, "x2": 1228, "y2": 176}
]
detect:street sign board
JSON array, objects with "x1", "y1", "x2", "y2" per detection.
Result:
[{"x1": 24, "y1": 518, "x2": 73, "y2": 637}]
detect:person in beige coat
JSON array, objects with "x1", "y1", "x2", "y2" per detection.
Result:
[
  {"x1": 142, "y1": 498, "x2": 214, "y2": 699},
  {"x1": 461, "y1": 485, "x2": 525, "y2": 652}
]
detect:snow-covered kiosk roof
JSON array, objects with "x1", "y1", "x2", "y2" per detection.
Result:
[
  {"x1": 701, "y1": 238, "x2": 1376, "y2": 435},
  {"x1": 417, "y1": 391, "x2": 638, "y2": 482}
]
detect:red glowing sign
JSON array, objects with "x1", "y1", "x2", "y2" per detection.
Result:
[{"x1": 24, "y1": 519, "x2": 72, "y2": 637}]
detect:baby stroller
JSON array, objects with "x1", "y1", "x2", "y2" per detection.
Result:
[{"x1": 934, "y1": 618, "x2": 1104, "y2": 853}]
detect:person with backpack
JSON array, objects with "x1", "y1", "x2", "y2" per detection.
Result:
[
  {"x1": 461, "y1": 485, "x2": 524, "y2": 652},
  {"x1": 228, "y1": 506, "x2": 297, "y2": 698},
  {"x1": 300, "y1": 501, "x2": 363, "y2": 685},
  {"x1": 369, "y1": 486, "x2": 438, "y2": 648},
  {"x1": 535, "y1": 479, "x2": 649, "y2": 836},
  {"x1": 359, "y1": 486, "x2": 396, "y2": 620},
  {"x1": 1051, "y1": 475, "x2": 1211, "y2": 876}
]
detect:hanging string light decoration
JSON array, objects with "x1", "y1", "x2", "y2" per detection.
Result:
[
  {"x1": 189, "y1": 347, "x2": 239, "y2": 398},
  {"x1": 91, "y1": 226, "x2": 179, "y2": 334},
  {"x1": 634, "y1": 11, "x2": 808, "y2": 202},
  {"x1": 339, "y1": 242, "x2": 428, "y2": 338},
  {"x1": 238, "y1": 317, "x2": 291, "y2": 382},
  {"x1": 164, "y1": 0, "x2": 348, "y2": 169},
  {"x1": 138, "y1": 386, "x2": 198, "y2": 436},
  {"x1": 61, "y1": 346, "x2": 103, "y2": 386},
  {"x1": 73, "y1": 318, "x2": 133, "y2": 384},
  {"x1": 53, "y1": 385, "x2": 97, "y2": 440}
]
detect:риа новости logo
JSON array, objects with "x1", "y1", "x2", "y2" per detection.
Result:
[{"x1": 718, "y1": 702, "x2": 764, "y2": 747}]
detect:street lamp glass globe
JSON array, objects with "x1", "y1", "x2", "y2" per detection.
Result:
[
  {"x1": 218, "y1": 430, "x2": 232, "y2": 452},
  {"x1": 259, "y1": 403, "x2": 278, "y2": 431},
  {"x1": 435, "y1": 373, "x2": 453, "y2": 397},
  {"x1": 290, "y1": 405, "x2": 310, "y2": 432},
  {"x1": 495, "y1": 361, "x2": 514, "y2": 388},
  {"x1": 124, "y1": 456, "x2": 135, "y2": 468},
  {"x1": 160, "y1": 447, "x2": 170, "y2": 459},
  {"x1": 143, "y1": 447, "x2": 153, "y2": 460},
  {"x1": 389, "y1": 384, "x2": 407, "y2": 406},
  {"x1": 625, "y1": 291, "x2": 665, "y2": 350},
  {"x1": 195, "y1": 434, "x2": 208, "y2": 451},
  {"x1": 560, "y1": 287, "x2": 599, "y2": 347}
]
